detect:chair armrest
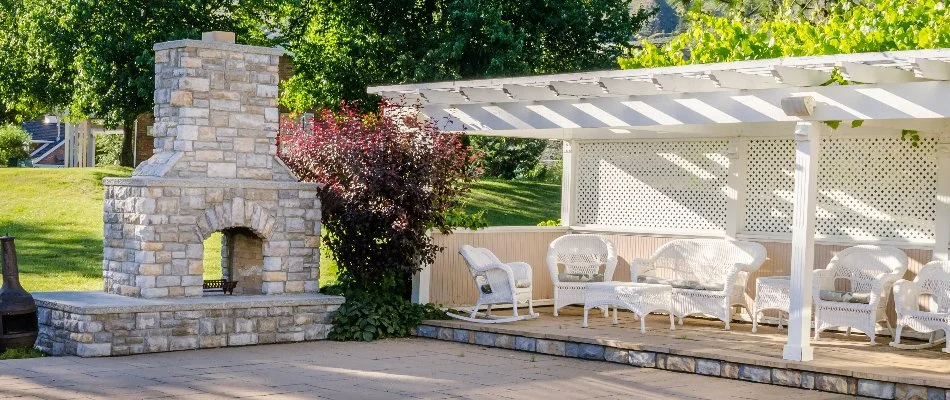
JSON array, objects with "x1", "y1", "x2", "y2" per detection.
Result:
[
  {"x1": 892, "y1": 279, "x2": 921, "y2": 315},
  {"x1": 506, "y1": 261, "x2": 533, "y2": 282},
  {"x1": 475, "y1": 263, "x2": 518, "y2": 293},
  {"x1": 734, "y1": 262, "x2": 760, "y2": 273},
  {"x1": 546, "y1": 251, "x2": 560, "y2": 284},
  {"x1": 870, "y1": 272, "x2": 903, "y2": 306}
]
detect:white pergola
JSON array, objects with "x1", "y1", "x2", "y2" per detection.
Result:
[{"x1": 368, "y1": 48, "x2": 950, "y2": 362}]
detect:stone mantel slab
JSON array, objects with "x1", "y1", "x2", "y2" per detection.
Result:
[
  {"x1": 34, "y1": 291, "x2": 344, "y2": 315},
  {"x1": 153, "y1": 39, "x2": 284, "y2": 56},
  {"x1": 102, "y1": 177, "x2": 323, "y2": 190}
]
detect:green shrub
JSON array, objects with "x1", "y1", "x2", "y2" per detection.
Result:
[
  {"x1": 0, "y1": 347, "x2": 45, "y2": 360},
  {"x1": 0, "y1": 124, "x2": 31, "y2": 165},
  {"x1": 95, "y1": 133, "x2": 124, "y2": 166},
  {"x1": 327, "y1": 288, "x2": 447, "y2": 341},
  {"x1": 537, "y1": 218, "x2": 561, "y2": 227}
]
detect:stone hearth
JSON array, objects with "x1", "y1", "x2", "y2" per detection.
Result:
[{"x1": 101, "y1": 32, "x2": 321, "y2": 298}]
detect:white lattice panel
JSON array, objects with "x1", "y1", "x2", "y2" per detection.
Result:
[
  {"x1": 744, "y1": 137, "x2": 937, "y2": 241},
  {"x1": 575, "y1": 140, "x2": 731, "y2": 231}
]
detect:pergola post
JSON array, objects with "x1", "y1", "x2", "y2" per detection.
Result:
[
  {"x1": 933, "y1": 140, "x2": 950, "y2": 261},
  {"x1": 725, "y1": 138, "x2": 748, "y2": 239},
  {"x1": 561, "y1": 140, "x2": 576, "y2": 227},
  {"x1": 783, "y1": 121, "x2": 822, "y2": 362}
]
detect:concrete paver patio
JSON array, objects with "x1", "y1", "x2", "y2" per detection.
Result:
[{"x1": 0, "y1": 338, "x2": 855, "y2": 399}]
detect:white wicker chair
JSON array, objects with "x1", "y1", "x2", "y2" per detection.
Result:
[
  {"x1": 891, "y1": 260, "x2": 950, "y2": 352},
  {"x1": 813, "y1": 245, "x2": 908, "y2": 345},
  {"x1": 631, "y1": 239, "x2": 767, "y2": 330},
  {"x1": 446, "y1": 245, "x2": 537, "y2": 323},
  {"x1": 546, "y1": 235, "x2": 618, "y2": 317}
]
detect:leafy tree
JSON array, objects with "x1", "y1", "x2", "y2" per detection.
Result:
[
  {"x1": 281, "y1": 0, "x2": 652, "y2": 111},
  {"x1": 470, "y1": 135, "x2": 548, "y2": 180},
  {"x1": 278, "y1": 101, "x2": 481, "y2": 293},
  {"x1": 0, "y1": 0, "x2": 288, "y2": 166},
  {"x1": 0, "y1": 124, "x2": 31, "y2": 164},
  {"x1": 619, "y1": 0, "x2": 950, "y2": 69}
]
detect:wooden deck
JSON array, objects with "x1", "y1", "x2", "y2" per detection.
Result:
[{"x1": 420, "y1": 306, "x2": 950, "y2": 391}]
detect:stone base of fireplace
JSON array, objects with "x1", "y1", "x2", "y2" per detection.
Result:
[{"x1": 32, "y1": 291, "x2": 344, "y2": 357}]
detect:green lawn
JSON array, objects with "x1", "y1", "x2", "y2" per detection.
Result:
[
  {"x1": 0, "y1": 169, "x2": 556, "y2": 292},
  {"x1": 0, "y1": 167, "x2": 133, "y2": 292},
  {"x1": 465, "y1": 178, "x2": 561, "y2": 226}
]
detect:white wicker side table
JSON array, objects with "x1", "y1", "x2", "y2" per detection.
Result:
[
  {"x1": 583, "y1": 282, "x2": 675, "y2": 334},
  {"x1": 752, "y1": 276, "x2": 790, "y2": 333}
]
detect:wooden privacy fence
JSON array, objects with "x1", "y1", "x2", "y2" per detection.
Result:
[{"x1": 420, "y1": 227, "x2": 932, "y2": 321}]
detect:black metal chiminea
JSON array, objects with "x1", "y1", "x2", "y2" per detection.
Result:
[{"x1": 0, "y1": 236, "x2": 38, "y2": 351}]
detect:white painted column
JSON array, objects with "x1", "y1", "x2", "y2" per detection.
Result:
[
  {"x1": 933, "y1": 141, "x2": 950, "y2": 261},
  {"x1": 411, "y1": 263, "x2": 431, "y2": 304},
  {"x1": 560, "y1": 140, "x2": 576, "y2": 227},
  {"x1": 63, "y1": 123, "x2": 73, "y2": 167},
  {"x1": 724, "y1": 138, "x2": 748, "y2": 240},
  {"x1": 783, "y1": 121, "x2": 822, "y2": 362}
]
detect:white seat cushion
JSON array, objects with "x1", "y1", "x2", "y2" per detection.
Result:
[{"x1": 637, "y1": 275, "x2": 724, "y2": 291}]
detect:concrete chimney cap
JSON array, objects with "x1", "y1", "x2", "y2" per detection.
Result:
[{"x1": 201, "y1": 31, "x2": 236, "y2": 44}]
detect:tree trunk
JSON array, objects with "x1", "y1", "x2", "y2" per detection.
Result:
[{"x1": 120, "y1": 118, "x2": 135, "y2": 167}]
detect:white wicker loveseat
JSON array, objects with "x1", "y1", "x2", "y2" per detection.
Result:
[
  {"x1": 891, "y1": 260, "x2": 950, "y2": 351},
  {"x1": 813, "y1": 245, "x2": 908, "y2": 345},
  {"x1": 546, "y1": 234, "x2": 618, "y2": 317},
  {"x1": 631, "y1": 239, "x2": 767, "y2": 330}
]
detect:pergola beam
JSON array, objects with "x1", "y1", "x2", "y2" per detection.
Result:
[
  {"x1": 916, "y1": 59, "x2": 950, "y2": 81},
  {"x1": 841, "y1": 62, "x2": 918, "y2": 84},
  {"x1": 424, "y1": 81, "x2": 950, "y2": 133}
]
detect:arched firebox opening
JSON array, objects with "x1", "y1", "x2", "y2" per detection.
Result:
[{"x1": 203, "y1": 227, "x2": 264, "y2": 295}]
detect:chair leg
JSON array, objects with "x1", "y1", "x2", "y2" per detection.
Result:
[
  {"x1": 751, "y1": 308, "x2": 759, "y2": 333},
  {"x1": 528, "y1": 299, "x2": 535, "y2": 316},
  {"x1": 470, "y1": 303, "x2": 480, "y2": 319},
  {"x1": 612, "y1": 307, "x2": 619, "y2": 325},
  {"x1": 601, "y1": 306, "x2": 609, "y2": 318},
  {"x1": 486, "y1": 304, "x2": 493, "y2": 316},
  {"x1": 511, "y1": 303, "x2": 518, "y2": 318},
  {"x1": 553, "y1": 291, "x2": 559, "y2": 317},
  {"x1": 892, "y1": 324, "x2": 903, "y2": 346},
  {"x1": 845, "y1": 327, "x2": 851, "y2": 336},
  {"x1": 640, "y1": 314, "x2": 646, "y2": 335},
  {"x1": 669, "y1": 313, "x2": 675, "y2": 331},
  {"x1": 678, "y1": 315, "x2": 684, "y2": 326},
  {"x1": 582, "y1": 307, "x2": 589, "y2": 328}
]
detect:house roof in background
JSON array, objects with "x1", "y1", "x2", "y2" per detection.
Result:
[{"x1": 22, "y1": 120, "x2": 65, "y2": 142}]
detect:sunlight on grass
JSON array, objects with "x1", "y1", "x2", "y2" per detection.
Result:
[
  {"x1": 0, "y1": 167, "x2": 132, "y2": 292},
  {"x1": 464, "y1": 178, "x2": 561, "y2": 226},
  {"x1": 203, "y1": 232, "x2": 223, "y2": 280}
]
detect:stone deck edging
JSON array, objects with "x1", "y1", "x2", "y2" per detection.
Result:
[{"x1": 414, "y1": 320, "x2": 947, "y2": 400}]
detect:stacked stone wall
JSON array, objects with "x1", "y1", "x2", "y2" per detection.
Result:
[
  {"x1": 35, "y1": 296, "x2": 341, "y2": 357},
  {"x1": 103, "y1": 180, "x2": 321, "y2": 298}
]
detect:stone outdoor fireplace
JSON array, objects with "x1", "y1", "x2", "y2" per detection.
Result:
[
  {"x1": 101, "y1": 31, "x2": 322, "y2": 298},
  {"x1": 33, "y1": 33, "x2": 342, "y2": 358}
]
